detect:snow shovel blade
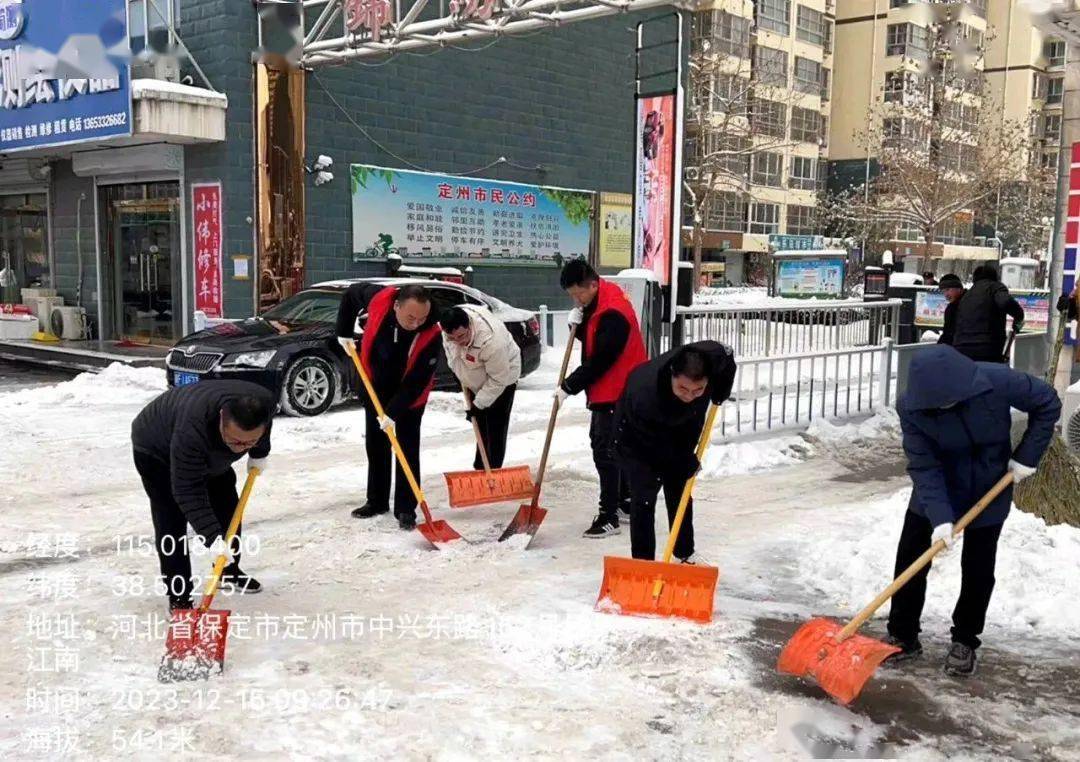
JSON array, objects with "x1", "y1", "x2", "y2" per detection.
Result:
[
  {"x1": 417, "y1": 519, "x2": 462, "y2": 546},
  {"x1": 595, "y1": 556, "x2": 719, "y2": 624},
  {"x1": 157, "y1": 608, "x2": 232, "y2": 683},
  {"x1": 497, "y1": 503, "x2": 548, "y2": 543},
  {"x1": 776, "y1": 617, "x2": 901, "y2": 705},
  {"x1": 444, "y1": 465, "x2": 535, "y2": 508}
]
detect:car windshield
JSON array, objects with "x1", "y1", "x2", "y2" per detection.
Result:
[{"x1": 260, "y1": 290, "x2": 342, "y2": 324}]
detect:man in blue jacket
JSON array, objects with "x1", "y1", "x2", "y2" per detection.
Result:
[{"x1": 889, "y1": 345, "x2": 1060, "y2": 676}]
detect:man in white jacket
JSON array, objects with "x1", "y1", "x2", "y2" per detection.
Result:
[{"x1": 440, "y1": 305, "x2": 522, "y2": 469}]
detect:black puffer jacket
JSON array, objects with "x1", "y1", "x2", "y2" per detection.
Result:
[
  {"x1": 612, "y1": 341, "x2": 736, "y2": 476},
  {"x1": 951, "y1": 277, "x2": 1024, "y2": 363}
]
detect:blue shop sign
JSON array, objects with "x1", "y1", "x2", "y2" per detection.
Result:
[{"x1": 0, "y1": 0, "x2": 131, "y2": 152}]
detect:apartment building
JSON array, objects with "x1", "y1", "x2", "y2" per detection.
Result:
[
  {"x1": 685, "y1": 0, "x2": 834, "y2": 284},
  {"x1": 828, "y1": 0, "x2": 1062, "y2": 266}
]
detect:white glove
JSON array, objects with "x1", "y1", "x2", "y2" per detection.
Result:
[
  {"x1": 337, "y1": 336, "x2": 355, "y2": 352},
  {"x1": 378, "y1": 415, "x2": 394, "y2": 432},
  {"x1": 1008, "y1": 459, "x2": 1036, "y2": 483},
  {"x1": 554, "y1": 387, "x2": 569, "y2": 406},
  {"x1": 567, "y1": 307, "x2": 583, "y2": 326},
  {"x1": 931, "y1": 522, "x2": 956, "y2": 552},
  {"x1": 247, "y1": 456, "x2": 268, "y2": 474}
]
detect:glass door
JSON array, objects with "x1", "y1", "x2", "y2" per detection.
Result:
[{"x1": 107, "y1": 185, "x2": 180, "y2": 345}]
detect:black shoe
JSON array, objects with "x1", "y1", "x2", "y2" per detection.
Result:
[
  {"x1": 882, "y1": 634, "x2": 923, "y2": 664},
  {"x1": 943, "y1": 642, "x2": 977, "y2": 676},
  {"x1": 352, "y1": 503, "x2": 389, "y2": 519},
  {"x1": 220, "y1": 565, "x2": 262, "y2": 594},
  {"x1": 583, "y1": 514, "x2": 620, "y2": 538},
  {"x1": 397, "y1": 514, "x2": 417, "y2": 531},
  {"x1": 617, "y1": 502, "x2": 632, "y2": 519}
]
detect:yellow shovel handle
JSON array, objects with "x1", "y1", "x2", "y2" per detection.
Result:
[
  {"x1": 345, "y1": 344, "x2": 432, "y2": 519},
  {"x1": 652, "y1": 402, "x2": 720, "y2": 598},
  {"x1": 198, "y1": 467, "x2": 259, "y2": 612},
  {"x1": 463, "y1": 387, "x2": 494, "y2": 476}
]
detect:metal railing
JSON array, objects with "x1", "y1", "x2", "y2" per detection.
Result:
[
  {"x1": 669, "y1": 299, "x2": 902, "y2": 358},
  {"x1": 717, "y1": 341, "x2": 894, "y2": 439},
  {"x1": 894, "y1": 332, "x2": 1047, "y2": 401}
]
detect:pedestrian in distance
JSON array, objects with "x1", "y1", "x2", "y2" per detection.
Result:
[
  {"x1": 440, "y1": 304, "x2": 521, "y2": 470},
  {"x1": 555, "y1": 259, "x2": 648, "y2": 538},
  {"x1": 131, "y1": 381, "x2": 273, "y2": 611},
  {"x1": 936, "y1": 273, "x2": 965, "y2": 347},
  {"x1": 612, "y1": 341, "x2": 736, "y2": 563},
  {"x1": 336, "y1": 283, "x2": 441, "y2": 530},
  {"x1": 950, "y1": 265, "x2": 1025, "y2": 362},
  {"x1": 887, "y1": 345, "x2": 1060, "y2": 676},
  {"x1": 922, "y1": 271, "x2": 938, "y2": 287}
]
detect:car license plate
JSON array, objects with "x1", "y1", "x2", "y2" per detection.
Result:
[{"x1": 175, "y1": 372, "x2": 200, "y2": 386}]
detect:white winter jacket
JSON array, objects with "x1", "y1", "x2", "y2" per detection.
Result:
[{"x1": 443, "y1": 304, "x2": 521, "y2": 409}]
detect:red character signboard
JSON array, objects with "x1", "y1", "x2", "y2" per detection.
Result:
[{"x1": 192, "y1": 183, "x2": 223, "y2": 319}]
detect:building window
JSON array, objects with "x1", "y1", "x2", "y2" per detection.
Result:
[
  {"x1": 752, "y1": 152, "x2": 784, "y2": 187},
  {"x1": 1042, "y1": 150, "x2": 1060, "y2": 171},
  {"x1": 883, "y1": 71, "x2": 904, "y2": 102},
  {"x1": 1045, "y1": 114, "x2": 1062, "y2": 142},
  {"x1": 794, "y1": 57, "x2": 823, "y2": 95},
  {"x1": 705, "y1": 132, "x2": 751, "y2": 180},
  {"x1": 796, "y1": 5, "x2": 825, "y2": 46},
  {"x1": 820, "y1": 67, "x2": 831, "y2": 100},
  {"x1": 896, "y1": 221, "x2": 920, "y2": 243},
  {"x1": 694, "y1": 11, "x2": 753, "y2": 58},
  {"x1": 789, "y1": 156, "x2": 819, "y2": 190},
  {"x1": 0, "y1": 193, "x2": 49, "y2": 291},
  {"x1": 968, "y1": 0, "x2": 986, "y2": 18},
  {"x1": 1048, "y1": 77, "x2": 1064, "y2": 104},
  {"x1": 751, "y1": 98, "x2": 787, "y2": 138},
  {"x1": 886, "y1": 23, "x2": 927, "y2": 57},
  {"x1": 1033, "y1": 73, "x2": 1048, "y2": 100},
  {"x1": 1045, "y1": 39, "x2": 1067, "y2": 68},
  {"x1": 756, "y1": 0, "x2": 790, "y2": 36},
  {"x1": 754, "y1": 46, "x2": 789, "y2": 86},
  {"x1": 749, "y1": 202, "x2": 780, "y2": 234},
  {"x1": 791, "y1": 106, "x2": 822, "y2": 143},
  {"x1": 707, "y1": 192, "x2": 748, "y2": 232},
  {"x1": 889, "y1": 0, "x2": 910, "y2": 7},
  {"x1": 787, "y1": 205, "x2": 818, "y2": 235}
]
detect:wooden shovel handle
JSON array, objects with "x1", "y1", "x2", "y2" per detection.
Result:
[
  {"x1": 346, "y1": 345, "x2": 436, "y2": 525},
  {"x1": 463, "y1": 387, "x2": 493, "y2": 475},
  {"x1": 836, "y1": 472, "x2": 1014, "y2": 642},
  {"x1": 198, "y1": 468, "x2": 259, "y2": 612},
  {"x1": 529, "y1": 324, "x2": 578, "y2": 507}
]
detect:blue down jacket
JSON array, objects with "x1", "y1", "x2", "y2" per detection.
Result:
[{"x1": 898, "y1": 345, "x2": 1061, "y2": 528}]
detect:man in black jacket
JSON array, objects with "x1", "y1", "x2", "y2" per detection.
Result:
[
  {"x1": 936, "y1": 273, "x2": 965, "y2": 346},
  {"x1": 951, "y1": 265, "x2": 1024, "y2": 362},
  {"x1": 612, "y1": 342, "x2": 736, "y2": 562},
  {"x1": 131, "y1": 381, "x2": 273, "y2": 611},
  {"x1": 335, "y1": 282, "x2": 441, "y2": 529}
]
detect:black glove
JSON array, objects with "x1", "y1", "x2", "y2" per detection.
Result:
[
  {"x1": 1012, "y1": 319, "x2": 1024, "y2": 333},
  {"x1": 674, "y1": 451, "x2": 700, "y2": 481},
  {"x1": 464, "y1": 405, "x2": 476, "y2": 422}
]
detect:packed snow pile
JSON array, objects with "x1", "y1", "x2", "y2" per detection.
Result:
[
  {"x1": 0, "y1": 362, "x2": 166, "y2": 408},
  {"x1": 804, "y1": 407, "x2": 901, "y2": 445},
  {"x1": 789, "y1": 488, "x2": 1080, "y2": 640}
]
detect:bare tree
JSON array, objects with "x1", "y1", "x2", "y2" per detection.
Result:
[
  {"x1": 684, "y1": 10, "x2": 811, "y2": 288},
  {"x1": 828, "y1": 8, "x2": 1039, "y2": 257},
  {"x1": 977, "y1": 166, "x2": 1058, "y2": 258}
]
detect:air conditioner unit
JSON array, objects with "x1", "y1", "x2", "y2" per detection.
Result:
[
  {"x1": 24, "y1": 295, "x2": 63, "y2": 331},
  {"x1": 1064, "y1": 381, "x2": 1080, "y2": 453},
  {"x1": 50, "y1": 306, "x2": 86, "y2": 340}
]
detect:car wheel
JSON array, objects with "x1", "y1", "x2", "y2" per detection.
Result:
[{"x1": 280, "y1": 356, "x2": 337, "y2": 417}]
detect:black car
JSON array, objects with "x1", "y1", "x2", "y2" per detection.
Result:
[{"x1": 166, "y1": 278, "x2": 542, "y2": 416}]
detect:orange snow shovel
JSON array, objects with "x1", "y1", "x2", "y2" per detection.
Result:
[
  {"x1": 777, "y1": 472, "x2": 1015, "y2": 705},
  {"x1": 158, "y1": 467, "x2": 259, "y2": 683},
  {"x1": 498, "y1": 324, "x2": 578, "y2": 545},
  {"x1": 595, "y1": 402, "x2": 721, "y2": 624},
  {"x1": 444, "y1": 388, "x2": 534, "y2": 508},
  {"x1": 344, "y1": 343, "x2": 461, "y2": 548}
]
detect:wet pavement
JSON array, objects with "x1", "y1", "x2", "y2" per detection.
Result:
[{"x1": 0, "y1": 359, "x2": 75, "y2": 389}]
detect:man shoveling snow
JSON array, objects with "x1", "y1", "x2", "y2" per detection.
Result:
[{"x1": 887, "y1": 345, "x2": 1060, "y2": 675}]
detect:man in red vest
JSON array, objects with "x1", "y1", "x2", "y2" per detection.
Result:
[
  {"x1": 335, "y1": 283, "x2": 442, "y2": 530},
  {"x1": 555, "y1": 259, "x2": 648, "y2": 538}
]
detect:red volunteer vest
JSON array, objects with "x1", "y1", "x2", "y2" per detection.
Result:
[
  {"x1": 584, "y1": 279, "x2": 647, "y2": 405},
  {"x1": 360, "y1": 286, "x2": 441, "y2": 409}
]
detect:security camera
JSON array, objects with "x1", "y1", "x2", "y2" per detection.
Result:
[
  {"x1": 313, "y1": 155, "x2": 333, "y2": 172},
  {"x1": 314, "y1": 170, "x2": 334, "y2": 186}
]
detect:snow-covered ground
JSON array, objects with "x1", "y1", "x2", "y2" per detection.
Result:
[{"x1": 1, "y1": 354, "x2": 1078, "y2": 760}]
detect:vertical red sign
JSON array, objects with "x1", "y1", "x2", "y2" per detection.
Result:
[
  {"x1": 634, "y1": 92, "x2": 677, "y2": 287},
  {"x1": 192, "y1": 182, "x2": 223, "y2": 319}
]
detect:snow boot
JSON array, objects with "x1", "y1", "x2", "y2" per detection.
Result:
[
  {"x1": 881, "y1": 634, "x2": 923, "y2": 664},
  {"x1": 220, "y1": 565, "x2": 262, "y2": 594},
  {"x1": 352, "y1": 502, "x2": 389, "y2": 519},
  {"x1": 397, "y1": 513, "x2": 417, "y2": 531},
  {"x1": 943, "y1": 642, "x2": 977, "y2": 676},
  {"x1": 583, "y1": 514, "x2": 620, "y2": 538}
]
